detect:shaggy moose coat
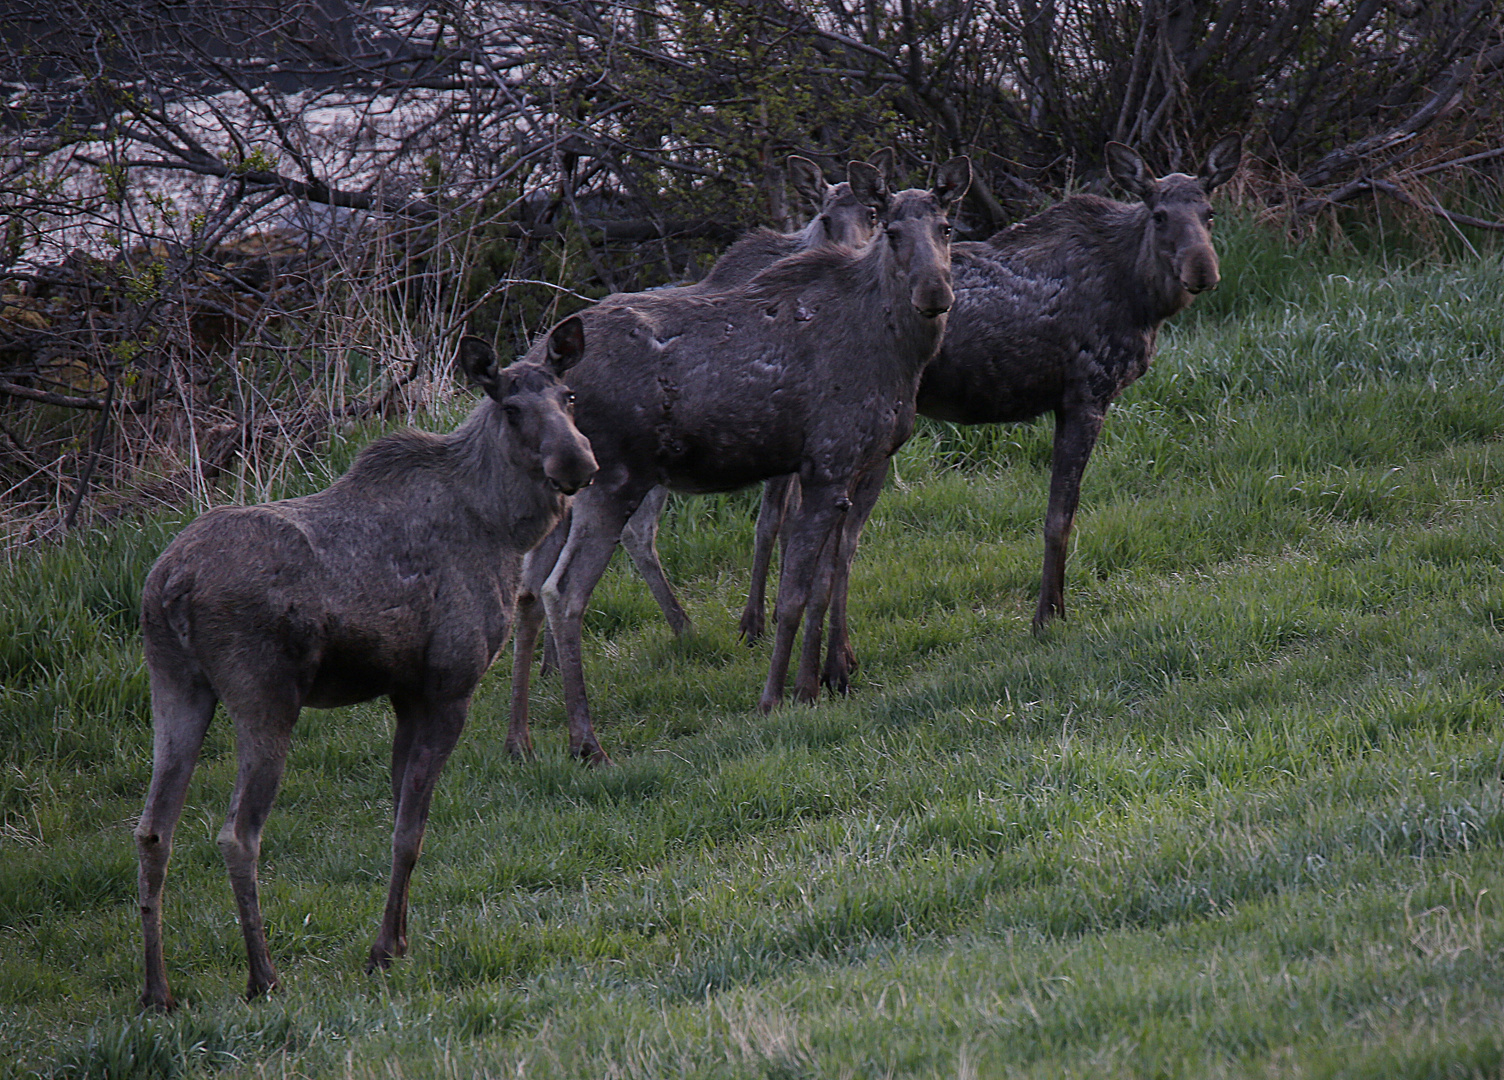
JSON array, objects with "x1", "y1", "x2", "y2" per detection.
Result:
[
  {"x1": 722, "y1": 137, "x2": 1242, "y2": 694},
  {"x1": 506, "y1": 158, "x2": 970, "y2": 766},
  {"x1": 134, "y1": 324, "x2": 596, "y2": 1011},
  {"x1": 617, "y1": 152, "x2": 891, "y2": 637}
]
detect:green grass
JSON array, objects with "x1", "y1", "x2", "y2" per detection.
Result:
[{"x1": 4, "y1": 220, "x2": 1504, "y2": 1078}]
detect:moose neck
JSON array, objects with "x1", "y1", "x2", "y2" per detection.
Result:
[
  {"x1": 445, "y1": 402, "x2": 570, "y2": 548},
  {"x1": 791, "y1": 214, "x2": 830, "y2": 249}
]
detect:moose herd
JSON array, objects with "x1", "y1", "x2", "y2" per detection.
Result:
[{"x1": 135, "y1": 135, "x2": 1242, "y2": 1010}]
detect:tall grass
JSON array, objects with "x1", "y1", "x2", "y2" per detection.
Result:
[{"x1": 3, "y1": 219, "x2": 1504, "y2": 1078}]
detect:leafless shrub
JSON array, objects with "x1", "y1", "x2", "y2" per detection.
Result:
[{"x1": 2, "y1": 1, "x2": 1501, "y2": 544}]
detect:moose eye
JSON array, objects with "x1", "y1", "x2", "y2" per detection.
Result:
[
  {"x1": 867, "y1": 208, "x2": 878, "y2": 225},
  {"x1": 1153, "y1": 209, "x2": 1169, "y2": 226},
  {"x1": 502, "y1": 402, "x2": 522, "y2": 419},
  {"x1": 941, "y1": 223, "x2": 952, "y2": 239},
  {"x1": 564, "y1": 392, "x2": 576, "y2": 407}
]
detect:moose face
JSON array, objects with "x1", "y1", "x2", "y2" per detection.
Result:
[
  {"x1": 457, "y1": 319, "x2": 598, "y2": 495},
  {"x1": 788, "y1": 149, "x2": 894, "y2": 249},
  {"x1": 849, "y1": 155, "x2": 972, "y2": 320},
  {"x1": 1107, "y1": 134, "x2": 1242, "y2": 300}
]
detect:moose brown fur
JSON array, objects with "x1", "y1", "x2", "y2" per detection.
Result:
[
  {"x1": 133, "y1": 324, "x2": 596, "y2": 1011},
  {"x1": 621, "y1": 138, "x2": 1241, "y2": 695},
  {"x1": 778, "y1": 137, "x2": 1243, "y2": 691},
  {"x1": 617, "y1": 152, "x2": 891, "y2": 638},
  {"x1": 507, "y1": 157, "x2": 970, "y2": 765}
]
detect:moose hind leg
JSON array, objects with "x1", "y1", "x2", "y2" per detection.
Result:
[
  {"x1": 621, "y1": 485, "x2": 692, "y2": 636},
  {"x1": 739, "y1": 475, "x2": 798, "y2": 644},
  {"x1": 136, "y1": 665, "x2": 218, "y2": 1012},
  {"x1": 215, "y1": 684, "x2": 299, "y2": 1001},
  {"x1": 368, "y1": 693, "x2": 468, "y2": 972}
]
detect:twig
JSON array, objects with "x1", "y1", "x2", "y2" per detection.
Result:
[
  {"x1": 0, "y1": 379, "x2": 106, "y2": 410},
  {"x1": 1366, "y1": 179, "x2": 1504, "y2": 231},
  {"x1": 1411, "y1": 145, "x2": 1504, "y2": 177}
]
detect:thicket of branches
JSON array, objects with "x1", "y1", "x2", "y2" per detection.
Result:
[{"x1": 3, "y1": 0, "x2": 1503, "y2": 542}]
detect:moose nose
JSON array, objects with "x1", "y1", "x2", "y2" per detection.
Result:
[
  {"x1": 548, "y1": 448, "x2": 598, "y2": 495},
  {"x1": 1178, "y1": 249, "x2": 1220, "y2": 294},
  {"x1": 550, "y1": 470, "x2": 596, "y2": 496},
  {"x1": 918, "y1": 302, "x2": 951, "y2": 319}
]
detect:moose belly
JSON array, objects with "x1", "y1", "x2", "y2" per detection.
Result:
[
  {"x1": 659, "y1": 426, "x2": 803, "y2": 494},
  {"x1": 303, "y1": 661, "x2": 399, "y2": 709}
]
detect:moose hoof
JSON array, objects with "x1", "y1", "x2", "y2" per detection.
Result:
[
  {"x1": 738, "y1": 611, "x2": 765, "y2": 645},
  {"x1": 1031, "y1": 610, "x2": 1063, "y2": 637},
  {"x1": 245, "y1": 976, "x2": 280, "y2": 1002},
  {"x1": 139, "y1": 990, "x2": 177, "y2": 1014},
  {"x1": 822, "y1": 650, "x2": 859, "y2": 695},
  {"x1": 792, "y1": 680, "x2": 821, "y2": 705},
  {"x1": 504, "y1": 735, "x2": 535, "y2": 762},
  {"x1": 572, "y1": 742, "x2": 615, "y2": 768}
]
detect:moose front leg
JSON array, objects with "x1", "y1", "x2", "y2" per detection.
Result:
[
  {"x1": 818, "y1": 463, "x2": 888, "y2": 694},
  {"x1": 1035, "y1": 406, "x2": 1106, "y2": 633},
  {"x1": 621, "y1": 486, "x2": 692, "y2": 637},
  {"x1": 541, "y1": 488, "x2": 646, "y2": 766},
  {"x1": 759, "y1": 481, "x2": 846, "y2": 713},
  {"x1": 369, "y1": 694, "x2": 467, "y2": 973},
  {"x1": 507, "y1": 526, "x2": 566, "y2": 761}
]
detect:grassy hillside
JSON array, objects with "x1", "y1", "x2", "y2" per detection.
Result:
[{"x1": 3, "y1": 217, "x2": 1504, "y2": 1078}]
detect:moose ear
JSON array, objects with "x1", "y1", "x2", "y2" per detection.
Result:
[
  {"x1": 786, "y1": 155, "x2": 828, "y2": 210},
  {"x1": 867, "y1": 147, "x2": 896, "y2": 186},
  {"x1": 847, "y1": 160, "x2": 890, "y2": 211},
  {"x1": 1105, "y1": 141, "x2": 1156, "y2": 201},
  {"x1": 545, "y1": 315, "x2": 586, "y2": 373},
  {"x1": 933, "y1": 156, "x2": 971, "y2": 209},
  {"x1": 1200, "y1": 132, "x2": 1243, "y2": 192},
  {"x1": 457, "y1": 335, "x2": 503, "y2": 398}
]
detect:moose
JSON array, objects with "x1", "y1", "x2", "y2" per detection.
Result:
[
  {"x1": 625, "y1": 136, "x2": 1242, "y2": 694},
  {"x1": 507, "y1": 156, "x2": 971, "y2": 765},
  {"x1": 616, "y1": 152, "x2": 892, "y2": 639},
  {"x1": 133, "y1": 324, "x2": 597, "y2": 1011}
]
